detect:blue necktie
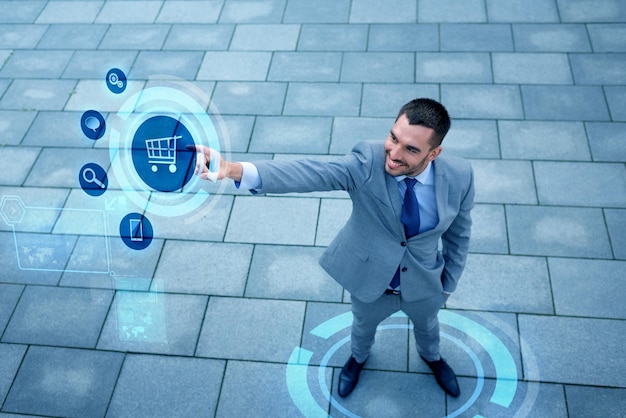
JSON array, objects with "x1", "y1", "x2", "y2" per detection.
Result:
[
  {"x1": 390, "y1": 178, "x2": 420, "y2": 289},
  {"x1": 401, "y1": 178, "x2": 420, "y2": 237}
]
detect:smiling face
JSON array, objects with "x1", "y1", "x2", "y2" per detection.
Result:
[{"x1": 384, "y1": 113, "x2": 443, "y2": 177}]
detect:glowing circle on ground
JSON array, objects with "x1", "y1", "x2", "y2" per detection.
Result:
[{"x1": 286, "y1": 310, "x2": 523, "y2": 418}]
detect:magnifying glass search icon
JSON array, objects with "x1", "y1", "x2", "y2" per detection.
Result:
[{"x1": 82, "y1": 167, "x2": 106, "y2": 189}]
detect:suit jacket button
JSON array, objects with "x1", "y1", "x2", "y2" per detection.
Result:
[
  {"x1": 401, "y1": 267, "x2": 408, "y2": 272},
  {"x1": 401, "y1": 241, "x2": 407, "y2": 247}
]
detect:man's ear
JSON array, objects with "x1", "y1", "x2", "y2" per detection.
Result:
[{"x1": 429, "y1": 146, "x2": 443, "y2": 161}]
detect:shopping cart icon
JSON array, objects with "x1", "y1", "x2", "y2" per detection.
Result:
[{"x1": 145, "y1": 135, "x2": 181, "y2": 173}]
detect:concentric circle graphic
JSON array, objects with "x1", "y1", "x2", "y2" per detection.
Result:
[
  {"x1": 287, "y1": 311, "x2": 539, "y2": 417},
  {"x1": 108, "y1": 80, "x2": 231, "y2": 220}
]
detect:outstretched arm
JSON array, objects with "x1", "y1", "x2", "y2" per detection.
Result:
[{"x1": 188, "y1": 141, "x2": 378, "y2": 195}]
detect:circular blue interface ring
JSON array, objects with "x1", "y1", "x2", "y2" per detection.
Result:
[{"x1": 287, "y1": 310, "x2": 523, "y2": 418}]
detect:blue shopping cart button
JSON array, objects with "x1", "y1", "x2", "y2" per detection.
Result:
[{"x1": 131, "y1": 115, "x2": 195, "y2": 192}]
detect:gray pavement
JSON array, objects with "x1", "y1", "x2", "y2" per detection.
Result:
[{"x1": 0, "y1": 0, "x2": 625, "y2": 417}]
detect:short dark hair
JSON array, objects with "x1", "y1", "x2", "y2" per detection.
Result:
[{"x1": 395, "y1": 98, "x2": 451, "y2": 148}]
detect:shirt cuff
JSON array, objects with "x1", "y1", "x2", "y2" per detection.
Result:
[{"x1": 234, "y1": 161, "x2": 261, "y2": 191}]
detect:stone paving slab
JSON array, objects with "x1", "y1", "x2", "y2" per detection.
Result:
[
  {"x1": 419, "y1": 0, "x2": 486, "y2": 23},
  {"x1": 469, "y1": 204, "x2": 508, "y2": 254},
  {"x1": 3, "y1": 347, "x2": 124, "y2": 416},
  {"x1": 0, "y1": 111, "x2": 36, "y2": 146},
  {"x1": 450, "y1": 254, "x2": 553, "y2": 314},
  {"x1": 362, "y1": 83, "x2": 440, "y2": 118},
  {"x1": 0, "y1": 50, "x2": 73, "y2": 79},
  {"x1": 521, "y1": 85, "x2": 611, "y2": 121},
  {"x1": 250, "y1": 116, "x2": 332, "y2": 153},
  {"x1": 0, "y1": 24, "x2": 48, "y2": 48},
  {"x1": 37, "y1": 23, "x2": 109, "y2": 50},
  {"x1": 349, "y1": 0, "x2": 417, "y2": 24},
  {"x1": 97, "y1": 292, "x2": 207, "y2": 356},
  {"x1": 511, "y1": 23, "x2": 591, "y2": 52},
  {"x1": 331, "y1": 370, "x2": 444, "y2": 417},
  {"x1": 199, "y1": 51, "x2": 271, "y2": 81},
  {"x1": 298, "y1": 24, "x2": 368, "y2": 51},
  {"x1": 549, "y1": 258, "x2": 626, "y2": 319},
  {"x1": 196, "y1": 296, "x2": 305, "y2": 362},
  {"x1": 565, "y1": 386, "x2": 626, "y2": 418},
  {"x1": 284, "y1": 82, "x2": 362, "y2": 117},
  {"x1": 498, "y1": 121, "x2": 590, "y2": 161},
  {"x1": 486, "y1": 0, "x2": 560, "y2": 22},
  {"x1": 556, "y1": 0, "x2": 626, "y2": 23},
  {"x1": 605, "y1": 209, "x2": 626, "y2": 260},
  {"x1": 164, "y1": 24, "x2": 234, "y2": 50},
  {"x1": 534, "y1": 162, "x2": 626, "y2": 207},
  {"x1": 0, "y1": 2, "x2": 46, "y2": 23},
  {"x1": 586, "y1": 121, "x2": 626, "y2": 160},
  {"x1": 2, "y1": 346, "x2": 124, "y2": 417},
  {"x1": 225, "y1": 195, "x2": 319, "y2": 245},
  {"x1": 471, "y1": 159, "x2": 537, "y2": 204},
  {"x1": 444, "y1": 120, "x2": 500, "y2": 158},
  {"x1": 0, "y1": 285, "x2": 22, "y2": 336},
  {"x1": 415, "y1": 52, "x2": 492, "y2": 83},
  {"x1": 441, "y1": 24, "x2": 514, "y2": 51},
  {"x1": 263, "y1": 52, "x2": 342, "y2": 82},
  {"x1": 246, "y1": 244, "x2": 343, "y2": 302},
  {"x1": 519, "y1": 315, "x2": 626, "y2": 387},
  {"x1": 0, "y1": 79, "x2": 77, "y2": 111},
  {"x1": 442, "y1": 84, "x2": 523, "y2": 119},
  {"x1": 107, "y1": 354, "x2": 225, "y2": 418},
  {"x1": 368, "y1": 24, "x2": 438, "y2": 51},
  {"x1": 452, "y1": 380, "x2": 568, "y2": 417},
  {"x1": 2, "y1": 285, "x2": 113, "y2": 348},
  {"x1": 217, "y1": 360, "x2": 312, "y2": 417},
  {"x1": 0, "y1": 1, "x2": 625, "y2": 417},
  {"x1": 155, "y1": 240, "x2": 252, "y2": 296},
  {"x1": 506, "y1": 205, "x2": 614, "y2": 258},
  {"x1": 0, "y1": 344, "x2": 26, "y2": 408},
  {"x1": 493, "y1": 53, "x2": 572, "y2": 84}
]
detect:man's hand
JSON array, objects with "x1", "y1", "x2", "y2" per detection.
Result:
[{"x1": 186, "y1": 145, "x2": 243, "y2": 182}]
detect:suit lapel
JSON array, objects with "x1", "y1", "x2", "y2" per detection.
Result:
[{"x1": 386, "y1": 173, "x2": 402, "y2": 216}]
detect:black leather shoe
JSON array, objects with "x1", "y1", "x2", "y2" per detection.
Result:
[
  {"x1": 420, "y1": 356, "x2": 460, "y2": 397},
  {"x1": 338, "y1": 356, "x2": 366, "y2": 397}
]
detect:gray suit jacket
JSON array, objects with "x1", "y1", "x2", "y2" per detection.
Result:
[{"x1": 253, "y1": 141, "x2": 474, "y2": 303}]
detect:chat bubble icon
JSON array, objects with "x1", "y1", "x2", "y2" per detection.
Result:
[
  {"x1": 85, "y1": 116, "x2": 101, "y2": 132},
  {"x1": 80, "y1": 110, "x2": 106, "y2": 140}
]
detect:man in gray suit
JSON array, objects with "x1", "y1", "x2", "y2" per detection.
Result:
[{"x1": 191, "y1": 98, "x2": 474, "y2": 398}]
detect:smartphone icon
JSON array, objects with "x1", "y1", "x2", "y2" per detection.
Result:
[{"x1": 129, "y1": 219, "x2": 144, "y2": 242}]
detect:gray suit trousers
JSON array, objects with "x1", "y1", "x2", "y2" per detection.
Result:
[{"x1": 350, "y1": 292, "x2": 447, "y2": 363}]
